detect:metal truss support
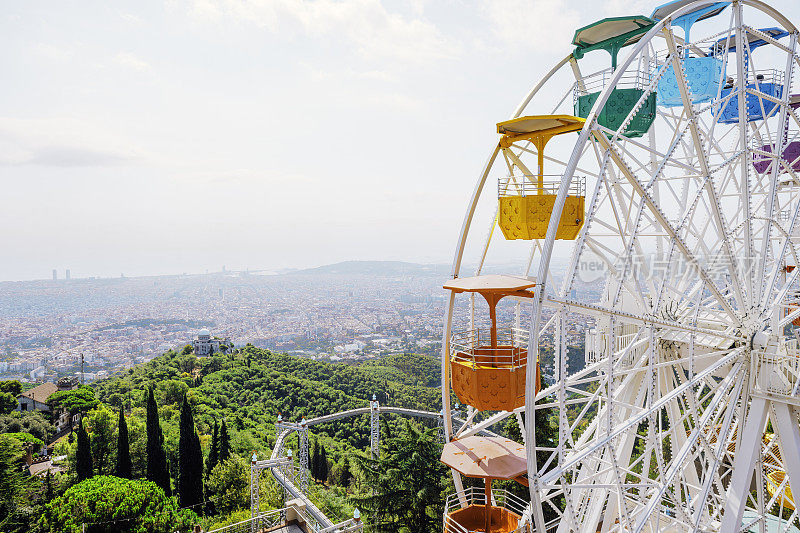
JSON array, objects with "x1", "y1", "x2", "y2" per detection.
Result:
[
  {"x1": 370, "y1": 395, "x2": 380, "y2": 459},
  {"x1": 770, "y1": 402, "x2": 800, "y2": 512},
  {"x1": 250, "y1": 457, "x2": 259, "y2": 533},
  {"x1": 298, "y1": 419, "x2": 309, "y2": 493},
  {"x1": 437, "y1": 409, "x2": 445, "y2": 445},
  {"x1": 250, "y1": 451, "x2": 292, "y2": 533},
  {"x1": 277, "y1": 415, "x2": 309, "y2": 494},
  {"x1": 720, "y1": 396, "x2": 769, "y2": 532}
]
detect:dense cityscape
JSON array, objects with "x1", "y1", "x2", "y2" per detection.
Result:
[{"x1": 0, "y1": 260, "x2": 596, "y2": 385}]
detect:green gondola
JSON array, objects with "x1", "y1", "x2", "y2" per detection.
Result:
[{"x1": 573, "y1": 16, "x2": 657, "y2": 138}]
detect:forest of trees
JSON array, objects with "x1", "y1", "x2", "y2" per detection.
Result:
[{"x1": 0, "y1": 345, "x2": 557, "y2": 532}]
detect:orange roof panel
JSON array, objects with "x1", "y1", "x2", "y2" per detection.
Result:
[
  {"x1": 440, "y1": 436, "x2": 527, "y2": 480},
  {"x1": 443, "y1": 274, "x2": 536, "y2": 294}
]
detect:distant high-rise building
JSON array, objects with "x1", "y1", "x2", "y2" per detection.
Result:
[
  {"x1": 52, "y1": 269, "x2": 57, "y2": 281},
  {"x1": 66, "y1": 269, "x2": 71, "y2": 280}
]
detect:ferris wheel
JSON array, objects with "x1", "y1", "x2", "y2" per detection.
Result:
[{"x1": 439, "y1": 1, "x2": 800, "y2": 532}]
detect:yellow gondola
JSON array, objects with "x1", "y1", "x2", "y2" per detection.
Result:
[{"x1": 496, "y1": 115, "x2": 586, "y2": 241}]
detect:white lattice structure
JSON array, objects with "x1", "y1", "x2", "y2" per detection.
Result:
[
  {"x1": 249, "y1": 452, "x2": 291, "y2": 533},
  {"x1": 369, "y1": 395, "x2": 380, "y2": 459},
  {"x1": 439, "y1": 2, "x2": 800, "y2": 531},
  {"x1": 275, "y1": 416, "x2": 309, "y2": 494},
  {"x1": 255, "y1": 400, "x2": 495, "y2": 533}
]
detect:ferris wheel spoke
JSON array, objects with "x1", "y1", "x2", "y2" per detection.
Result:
[
  {"x1": 596, "y1": 135, "x2": 740, "y2": 320},
  {"x1": 540, "y1": 346, "x2": 743, "y2": 489},
  {"x1": 545, "y1": 296, "x2": 740, "y2": 342},
  {"x1": 558, "y1": 141, "x2": 619, "y2": 298},
  {"x1": 692, "y1": 366, "x2": 746, "y2": 529},
  {"x1": 600, "y1": 121, "x2": 697, "y2": 177},
  {"x1": 664, "y1": 25, "x2": 749, "y2": 314},
  {"x1": 768, "y1": 402, "x2": 800, "y2": 519},
  {"x1": 754, "y1": 34, "x2": 798, "y2": 307},
  {"x1": 721, "y1": 395, "x2": 770, "y2": 532},
  {"x1": 632, "y1": 360, "x2": 744, "y2": 532},
  {"x1": 732, "y1": 2, "x2": 758, "y2": 312}
]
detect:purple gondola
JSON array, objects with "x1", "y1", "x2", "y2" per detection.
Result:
[{"x1": 753, "y1": 95, "x2": 800, "y2": 174}]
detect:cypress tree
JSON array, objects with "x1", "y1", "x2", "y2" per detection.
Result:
[
  {"x1": 146, "y1": 387, "x2": 171, "y2": 496},
  {"x1": 219, "y1": 420, "x2": 231, "y2": 462},
  {"x1": 320, "y1": 445, "x2": 329, "y2": 485},
  {"x1": 45, "y1": 469, "x2": 53, "y2": 501},
  {"x1": 178, "y1": 394, "x2": 204, "y2": 510},
  {"x1": 311, "y1": 440, "x2": 320, "y2": 482},
  {"x1": 206, "y1": 421, "x2": 219, "y2": 477},
  {"x1": 76, "y1": 421, "x2": 93, "y2": 481},
  {"x1": 115, "y1": 407, "x2": 132, "y2": 478},
  {"x1": 340, "y1": 455, "x2": 352, "y2": 488}
]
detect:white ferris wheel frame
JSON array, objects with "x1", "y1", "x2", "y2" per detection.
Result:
[{"x1": 440, "y1": 1, "x2": 800, "y2": 532}]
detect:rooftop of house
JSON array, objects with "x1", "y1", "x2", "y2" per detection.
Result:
[{"x1": 18, "y1": 382, "x2": 58, "y2": 403}]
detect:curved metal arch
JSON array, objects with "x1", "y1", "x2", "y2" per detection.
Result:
[{"x1": 440, "y1": 51, "x2": 578, "y2": 504}]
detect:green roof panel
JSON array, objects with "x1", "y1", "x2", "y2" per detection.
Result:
[{"x1": 573, "y1": 16, "x2": 655, "y2": 67}]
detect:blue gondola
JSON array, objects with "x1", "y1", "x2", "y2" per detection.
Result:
[
  {"x1": 711, "y1": 28, "x2": 790, "y2": 123},
  {"x1": 650, "y1": 1, "x2": 729, "y2": 107}
]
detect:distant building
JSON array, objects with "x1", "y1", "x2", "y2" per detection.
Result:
[
  {"x1": 57, "y1": 376, "x2": 79, "y2": 390},
  {"x1": 334, "y1": 340, "x2": 367, "y2": 354},
  {"x1": 66, "y1": 269, "x2": 71, "y2": 280},
  {"x1": 29, "y1": 366, "x2": 46, "y2": 381},
  {"x1": 16, "y1": 383, "x2": 57, "y2": 413},
  {"x1": 16, "y1": 378, "x2": 79, "y2": 414},
  {"x1": 192, "y1": 328, "x2": 232, "y2": 356},
  {"x1": 17, "y1": 379, "x2": 78, "y2": 434},
  {"x1": 52, "y1": 269, "x2": 57, "y2": 281}
]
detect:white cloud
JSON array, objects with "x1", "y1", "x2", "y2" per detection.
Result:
[
  {"x1": 483, "y1": 0, "x2": 580, "y2": 54},
  {"x1": 0, "y1": 117, "x2": 144, "y2": 167},
  {"x1": 305, "y1": 64, "x2": 396, "y2": 83},
  {"x1": 602, "y1": 0, "x2": 651, "y2": 17},
  {"x1": 120, "y1": 12, "x2": 144, "y2": 25},
  {"x1": 33, "y1": 42, "x2": 74, "y2": 62},
  {"x1": 366, "y1": 91, "x2": 422, "y2": 112},
  {"x1": 115, "y1": 51, "x2": 152, "y2": 72},
  {"x1": 180, "y1": 0, "x2": 458, "y2": 65}
]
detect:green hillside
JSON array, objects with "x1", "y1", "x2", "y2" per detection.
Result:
[
  {"x1": 95, "y1": 346, "x2": 442, "y2": 452},
  {"x1": 88, "y1": 346, "x2": 448, "y2": 529},
  {"x1": 0, "y1": 345, "x2": 551, "y2": 532}
]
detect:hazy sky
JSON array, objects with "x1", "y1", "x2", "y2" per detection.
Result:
[{"x1": 2, "y1": 0, "x2": 799, "y2": 281}]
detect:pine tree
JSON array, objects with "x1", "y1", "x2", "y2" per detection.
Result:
[
  {"x1": 319, "y1": 445, "x2": 329, "y2": 485},
  {"x1": 178, "y1": 394, "x2": 204, "y2": 510},
  {"x1": 115, "y1": 407, "x2": 132, "y2": 478},
  {"x1": 206, "y1": 421, "x2": 219, "y2": 477},
  {"x1": 311, "y1": 440, "x2": 320, "y2": 482},
  {"x1": 219, "y1": 420, "x2": 231, "y2": 462},
  {"x1": 146, "y1": 388, "x2": 171, "y2": 496},
  {"x1": 76, "y1": 421, "x2": 93, "y2": 481},
  {"x1": 353, "y1": 420, "x2": 444, "y2": 532}
]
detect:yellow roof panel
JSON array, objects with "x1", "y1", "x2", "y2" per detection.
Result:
[{"x1": 497, "y1": 115, "x2": 585, "y2": 137}]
